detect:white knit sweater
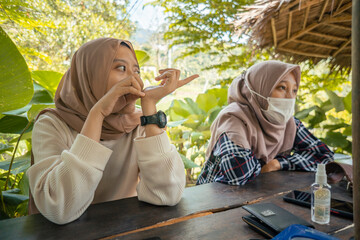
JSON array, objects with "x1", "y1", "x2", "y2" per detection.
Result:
[{"x1": 27, "y1": 112, "x2": 186, "y2": 224}]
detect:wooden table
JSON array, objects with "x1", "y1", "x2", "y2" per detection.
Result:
[{"x1": 0, "y1": 171, "x2": 354, "y2": 240}]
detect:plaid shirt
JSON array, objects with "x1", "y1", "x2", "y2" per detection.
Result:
[{"x1": 196, "y1": 118, "x2": 334, "y2": 186}]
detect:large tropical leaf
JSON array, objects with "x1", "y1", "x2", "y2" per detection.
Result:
[
  {"x1": 32, "y1": 71, "x2": 63, "y2": 97},
  {"x1": 135, "y1": 50, "x2": 150, "y2": 66},
  {"x1": 0, "y1": 26, "x2": 33, "y2": 113},
  {"x1": 0, "y1": 115, "x2": 30, "y2": 134}
]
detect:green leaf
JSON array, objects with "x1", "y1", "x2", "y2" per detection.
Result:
[
  {"x1": 27, "y1": 103, "x2": 55, "y2": 121},
  {"x1": 196, "y1": 93, "x2": 218, "y2": 113},
  {"x1": 135, "y1": 50, "x2": 150, "y2": 66},
  {"x1": 183, "y1": 114, "x2": 204, "y2": 129},
  {"x1": 295, "y1": 106, "x2": 315, "y2": 119},
  {"x1": 179, "y1": 154, "x2": 200, "y2": 169},
  {"x1": 167, "y1": 119, "x2": 188, "y2": 128},
  {"x1": 184, "y1": 98, "x2": 203, "y2": 115},
  {"x1": 0, "y1": 152, "x2": 31, "y2": 174},
  {"x1": 208, "y1": 107, "x2": 222, "y2": 124},
  {"x1": 207, "y1": 88, "x2": 228, "y2": 107},
  {"x1": 343, "y1": 125, "x2": 352, "y2": 136},
  {"x1": 32, "y1": 71, "x2": 63, "y2": 97},
  {"x1": 18, "y1": 173, "x2": 29, "y2": 196},
  {"x1": 0, "y1": 115, "x2": 29, "y2": 134},
  {"x1": 323, "y1": 132, "x2": 349, "y2": 148},
  {"x1": 0, "y1": 26, "x2": 33, "y2": 113},
  {"x1": 325, "y1": 89, "x2": 344, "y2": 112},
  {"x1": 30, "y1": 90, "x2": 54, "y2": 104},
  {"x1": 2, "y1": 190, "x2": 29, "y2": 206},
  {"x1": 170, "y1": 100, "x2": 192, "y2": 117},
  {"x1": 0, "y1": 143, "x2": 14, "y2": 154},
  {"x1": 343, "y1": 91, "x2": 352, "y2": 113}
]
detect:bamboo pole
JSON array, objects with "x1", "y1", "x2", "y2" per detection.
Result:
[
  {"x1": 288, "y1": 12, "x2": 292, "y2": 39},
  {"x1": 271, "y1": 18, "x2": 277, "y2": 47},
  {"x1": 307, "y1": 31, "x2": 348, "y2": 41},
  {"x1": 333, "y1": 38, "x2": 351, "y2": 57},
  {"x1": 277, "y1": 47, "x2": 329, "y2": 58},
  {"x1": 303, "y1": 6, "x2": 310, "y2": 29},
  {"x1": 319, "y1": 0, "x2": 329, "y2": 22},
  {"x1": 293, "y1": 39, "x2": 338, "y2": 49},
  {"x1": 352, "y1": 0, "x2": 360, "y2": 238}
]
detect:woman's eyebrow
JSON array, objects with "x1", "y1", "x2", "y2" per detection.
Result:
[{"x1": 113, "y1": 59, "x2": 140, "y2": 69}]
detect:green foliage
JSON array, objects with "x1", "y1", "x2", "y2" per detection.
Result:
[
  {"x1": 166, "y1": 87, "x2": 228, "y2": 185},
  {"x1": 2, "y1": 0, "x2": 133, "y2": 73},
  {"x1": 0, "y1": 26, "x2": 33, "y2": 113}
]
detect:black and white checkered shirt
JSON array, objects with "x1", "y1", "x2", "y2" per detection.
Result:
[{"x1": 196, "y1": 118, "x2": 334, "y2": 186}]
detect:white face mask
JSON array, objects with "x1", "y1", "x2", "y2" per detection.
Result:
[{"x1": 244, "y1": 79, "x2": 296, "y2": 125}]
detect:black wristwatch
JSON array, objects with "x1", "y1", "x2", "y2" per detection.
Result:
[{"x1": 140, "y1": 110, "x2": 167, "y2": 128}]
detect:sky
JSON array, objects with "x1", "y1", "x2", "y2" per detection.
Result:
[{"x1": 127, "y1": 0, "x2": 165, "y2": 31}]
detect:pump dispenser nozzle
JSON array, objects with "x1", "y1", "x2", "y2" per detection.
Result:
[{"x1": 315, "y1": 164, "x2": 327, "y2": 185}]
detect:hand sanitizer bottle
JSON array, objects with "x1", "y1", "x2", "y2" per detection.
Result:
[{"x1": 311, "y1": 163, "x2": 331, "y2": 224}]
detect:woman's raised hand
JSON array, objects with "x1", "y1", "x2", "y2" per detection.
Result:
[
  {"x1": 92, "y1": 74, "x2": 145, "y2": 118},
  {"x1": 142, "y1": 68, "x2": 199, "y2": 106}
]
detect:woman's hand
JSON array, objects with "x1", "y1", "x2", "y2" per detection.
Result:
[
  {"x1": 261, "y1": 159, "x2": 281, "y2": 173},
  {"x1": 141, "y1": 69, "x2": 199, "y2": 112},
  {"x1": 92, "y1": 74, "x2": 145, "y2": 118}
]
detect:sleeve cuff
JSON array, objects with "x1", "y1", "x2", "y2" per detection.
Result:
[
  {"x1": 134, "y1": 131, "x2": 171, "y2": 158},
  {"x1": 276, "y1": 156, "x2": 290, "y2": 171},
  {"x1": 69, "y1": 134, "x2": 113, "y2": 171}
]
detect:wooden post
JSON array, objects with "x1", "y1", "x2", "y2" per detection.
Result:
[{"x1": 352, "y1": 0, "x2": 360, "y2": 238}]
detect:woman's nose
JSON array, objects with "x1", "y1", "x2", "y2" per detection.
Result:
[{"x1": 286, "y1": 90, "x2": 296, "y2": 99}]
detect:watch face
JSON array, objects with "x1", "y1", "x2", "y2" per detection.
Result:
[{"x1": 158, "y1": 111, "x2": 167, "y2": 128}]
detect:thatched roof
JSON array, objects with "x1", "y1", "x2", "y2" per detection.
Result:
[{"x1": 234, "y1": 0, "x2": 352, "y2": 70}]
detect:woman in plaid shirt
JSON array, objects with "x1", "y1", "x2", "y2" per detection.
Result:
[{"x1": 197, "y1": 61, "x2": 333, "y2": 186}]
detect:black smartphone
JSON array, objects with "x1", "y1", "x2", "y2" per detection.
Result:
[{"x1": 283, "y1": 190, "x2": 353, "y2": 219}]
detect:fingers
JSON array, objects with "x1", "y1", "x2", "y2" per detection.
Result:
[
  {"x1": 133, "y1": 73, "x2": 144, "y2": 90},
  {"x1": 177, "y1": 74, "x2": 199, "y2": 88},
  {"x1": 121, "y1": 86, "x2": 145, "y2": 97}
]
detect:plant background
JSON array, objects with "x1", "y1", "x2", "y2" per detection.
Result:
[{"x1": 0, "y1": 0, "x2": 352, "y2": 219}]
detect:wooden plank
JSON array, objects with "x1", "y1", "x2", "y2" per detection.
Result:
[
  {"x1": 278, "y1": 47, "x2": 329, "y2": 58},
  {"x1": 293, "y1": 39, "x2": 338, "y2": 49},
  {"x1": 108, "y1": 207, "x2": 264, "y2": 240},
  {"x1": 332, "y1": 38, "x2": 351, "y2": 57},
  {"x1": 114, "y1": 186, "x2": 353, "y2": 240},
  {"x1": 307, "y1": 31, "x2": 349, "y2": 41},
  {"x1": 352, "y1": 0, "x2": 360, "y2": 238},
  {"x1": 303, "y1": 6, "x2": 310, "y2": 29},
  {"x1": 0, "y1": 172, "x2": 316, "y2": 240},
  {"x1": 271, "y1": 18, "x2": 277, "y2": 47},
  {"x1": 319, "y1": 0, "x2": 329, "y2": 22}
]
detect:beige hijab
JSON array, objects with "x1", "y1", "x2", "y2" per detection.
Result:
[
  {"x1": 46, "y1": 38, "x2": 142, "y2": 140},
  {"x1": 206, "y1": 60, "x2": 301, "y2": 163}
]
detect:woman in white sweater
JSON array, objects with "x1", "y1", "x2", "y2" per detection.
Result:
[{"x1": 27, "y1": 38, "x2": 198, "y2": 224}]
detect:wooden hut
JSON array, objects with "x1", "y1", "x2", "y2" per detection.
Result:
[{"x1": 234, "y1": 0, "x2": 352, "y2": 70}]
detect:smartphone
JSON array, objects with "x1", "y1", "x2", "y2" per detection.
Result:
[{"x1": 283, "y1": 190, "x2": 353, "y2": 219}]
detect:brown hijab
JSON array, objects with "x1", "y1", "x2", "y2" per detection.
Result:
[
  {"x1": 46, "y1": 38, "x2": 142, "y2": 140},
  {"x1": 206, "y1": 60, "x2": 301, "y2": 163}
]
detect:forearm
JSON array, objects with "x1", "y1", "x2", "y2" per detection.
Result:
[
  {"x1": 80, "y1": 108, "x2": 105, "y2": 142},
  {"x1": 134, "y1": 132, "x2": 185, "y2": 205}
]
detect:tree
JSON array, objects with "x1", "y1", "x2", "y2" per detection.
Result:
[{"x1": 1, "y1": 0, "x2": 134, "y2": 73}]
